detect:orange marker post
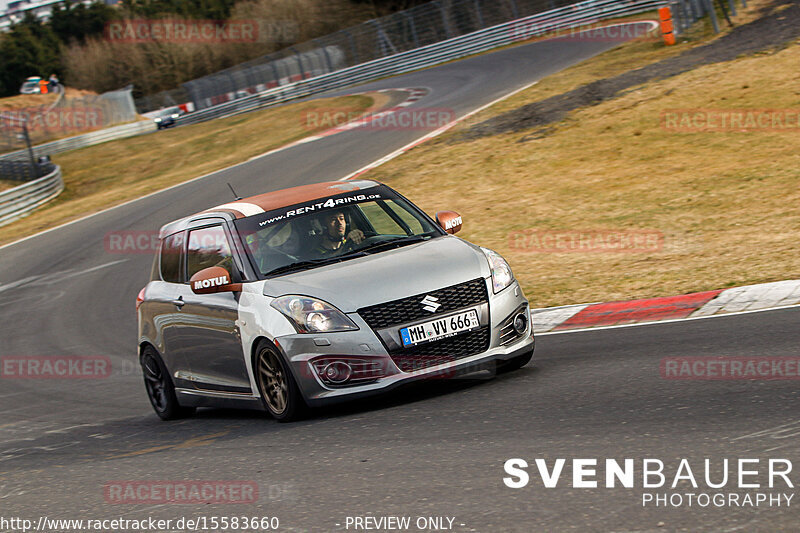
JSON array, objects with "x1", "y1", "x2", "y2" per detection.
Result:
[{"x1": 659, "y1": 6, "x2": 676, "y2": 45}]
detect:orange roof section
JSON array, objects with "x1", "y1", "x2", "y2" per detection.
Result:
[{"x1": 201, "y1": 180, "x2": 381, "y2": 219}]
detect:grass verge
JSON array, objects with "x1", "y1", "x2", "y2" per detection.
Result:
[
  {"x1": 366, "y1": 23, "x2": 800, "y2": 307},
  {"x1": 0, "y1": 93, "x2": 383, "y2": 246}
]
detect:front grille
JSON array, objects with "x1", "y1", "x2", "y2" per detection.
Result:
[
  {"x1": 389, "y1": 327, "x2": 490, "y2": 372},
  {"x1": 358, "y1": 278, "x2": 488, "y2": 330}
]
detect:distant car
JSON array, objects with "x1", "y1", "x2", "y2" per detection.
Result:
[
  {"x1": 137, "y1": 180, "x2": 535, "y2": 421},
  {"x1": 19, "y1": 76, "x2": 42, "y2": 94},
  {"x1": 153, "y1": 107, "x2": 184, "y2": 129}
]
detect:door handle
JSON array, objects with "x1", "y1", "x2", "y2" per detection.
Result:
[{"x1": 172, "y1": 296, "x2": 185, "y2": 309}]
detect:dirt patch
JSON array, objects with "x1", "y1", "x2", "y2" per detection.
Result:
[{"x1": 457, "y1": 0, "x2": 800, "y2": 141}]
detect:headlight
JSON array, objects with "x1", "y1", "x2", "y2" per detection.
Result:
[
  {"x1": 154, "y1": 118, "x2": 162, "y2": 122},
  {"x1": 271, "y1": 296, "x2": 358, "y2": 333},
  {"x1": 481, "y1": 247, "x2": 514, "y2": 293}
]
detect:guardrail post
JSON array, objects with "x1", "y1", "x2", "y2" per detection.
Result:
[
  {"x1": 269, "y1": 58, "x2": 281, "y2": 84},
  {"x1": 678, "y1": 0, "x2": 691, "y2": 32},
  {"x1": 693, "y1": 0, "x2": 704, "y2": 17},
  {"x1": 313, "y1": 39, "x2": 335, "y2": 71},
  {"x1": 370, "y1": 20, "x2": 398, "y2": 57},
  {"x1": 436, "y1": 1, "x2": 454, "y2": 39},
  {"x1": 705, "y1": 0, "x2": 720, "y2": 32},
  {"x1": 472, "y1": 0, "x2": 485, "y2": 29},
  {"x1": 404, "y1": 12, "x2": 421, "y2": 47},
  {"x1": 288, "y1": 47, "x2": 307, "y2": 79},
  {"x1": 21, "y1": 122, "x2": 38, "y2": 178},
  {"x1": 342, "y1": 30, "x2": 359, "y2": 65}
]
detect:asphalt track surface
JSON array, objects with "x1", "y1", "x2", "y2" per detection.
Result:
[{"x1": 2, "y1": 24, "x2": 799, "y2": 532}]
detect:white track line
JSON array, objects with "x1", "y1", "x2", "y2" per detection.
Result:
[
  {"x1": 339, "y1": 80, "x2": 540, "y2": 181},
  {"x1": 337, "y1": 21, "x2": 660, "y2": 181},
  {"x1": 0, "y1": 21, "x2": 652, "y2": 252},
  {"x1": 0, "y1": 89, "x2": 424, "y2": 253}
]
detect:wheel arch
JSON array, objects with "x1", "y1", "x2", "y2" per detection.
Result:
[{"x1": 138, "y1": 340, "x2": 158, "y2": 361}]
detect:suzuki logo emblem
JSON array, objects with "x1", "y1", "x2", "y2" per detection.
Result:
[{"x1": 420, "y1": 295, "x2": 441, "y2": 313}]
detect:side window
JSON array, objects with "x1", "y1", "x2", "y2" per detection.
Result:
[
  {"x1": 159, "y1": 232, "x2": 185, "y2": 283},
  {"x1": 186, "y1": 225, "x2": 233, "y2": 280}
]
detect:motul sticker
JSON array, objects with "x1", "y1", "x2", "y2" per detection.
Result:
[{"x1": 194, "y1": 275, "x2": 229, "y2": 290}]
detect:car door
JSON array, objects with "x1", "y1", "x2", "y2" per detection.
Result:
[
  {"x1": 171, "y1": 220, "x2": 252, "y2": 394},
  {"x1": 148, "y1": 230, "x2": 196, "y2": 392}
]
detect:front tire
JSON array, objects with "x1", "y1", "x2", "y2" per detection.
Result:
[
  {"x1": 255, "y1": 341, "x2": 307, "y2": 422},
  {"x1": 141, "y1": 346, "x2": 195, "y2": 421}
]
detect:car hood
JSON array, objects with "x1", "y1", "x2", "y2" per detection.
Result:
[{"x1": 262, "y1": 236, "x2": 491, "y2": 312}]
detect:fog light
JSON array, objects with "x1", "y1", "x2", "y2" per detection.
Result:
[
  {"x1": 322, "y1": 361, "x2": 352, "y2": 384},
  {"x1": 513, "y1": 313, "x2": 528, "y2": 335}
]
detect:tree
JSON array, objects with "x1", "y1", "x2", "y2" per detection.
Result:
[
  {"x1": 0, "y1": 14, "x2": 62, "y2": 97},
  {"x1": 119, "y1": 0, "x2": 239, "y2": 19},
  {"x1": 50, "y1": 1, "x2": 115, "y2": 44}
]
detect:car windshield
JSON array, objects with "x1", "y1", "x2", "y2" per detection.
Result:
[
  {"x1": 157, "y1": 107, "x2": 180, "y2": 117},
  {"x1": 233, "y1": 186, "x2": 443, "y2": 278}
]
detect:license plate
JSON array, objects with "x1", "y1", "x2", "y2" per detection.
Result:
[{"x1": 400, "y1": 308, "x2": 480, "y2": 347}]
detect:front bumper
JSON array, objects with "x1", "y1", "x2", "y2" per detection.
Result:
[{"x1": 274, "y1": 279, "x2": 534, "y2": 407}]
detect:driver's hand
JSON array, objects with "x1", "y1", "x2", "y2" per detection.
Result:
[{"x1": 347, "y1": 229, "x2": 365, "y2": 244}]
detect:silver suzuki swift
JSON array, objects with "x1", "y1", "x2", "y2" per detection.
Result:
[{"x1": 137, "y1": 180, "x2": 534, "y2": 421}]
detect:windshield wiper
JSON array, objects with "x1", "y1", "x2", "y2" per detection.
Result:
[
  {"x1": 356, "y1": 234, "x2": 432, "y2": 254},
  {"x1": 262, "y1": 235, "x2": 432, "y2": 277},
  {"x1": 263, "y1": 253, "x2": 366, "y2": 277}
]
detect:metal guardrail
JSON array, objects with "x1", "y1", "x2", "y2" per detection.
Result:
[
  {"x1": 177, "y1": 0, "x2": 664, "y2": 126},
  {"x1": 0, "y1": 120, "x2": 156, "y2": 164},
  {"x1": 0, "y1": 165, "x2": 63, "y2": 227},
  {"x1": 0, "y1": 0, "x2": 660, "y2": 162},
  {"x1": 670, "y1": 0, "x2": 744, "y2": 35}
]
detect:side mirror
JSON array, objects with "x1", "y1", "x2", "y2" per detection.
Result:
[
  {"x1": 435, "y1": 210, "x2": 463, "y2": 234},
  {"x1": 190, "y1": 267, "x2": 242, "y2": 294}
]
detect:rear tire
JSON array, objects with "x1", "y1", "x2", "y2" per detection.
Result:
[
  {"x1": 254, "y1": 340, "x2": 307, "y2": 422},
  {"x1": 141, "y1": 346, "x2": 195, "y2": 421}
]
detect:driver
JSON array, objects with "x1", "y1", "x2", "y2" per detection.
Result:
[{"x1": 314, "y1": 209, "x2": 365, "y2": 256}]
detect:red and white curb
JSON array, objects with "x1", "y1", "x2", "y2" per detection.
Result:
[{"x1": 532, "y1": 279, "x2": 800, "y2": 333}]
